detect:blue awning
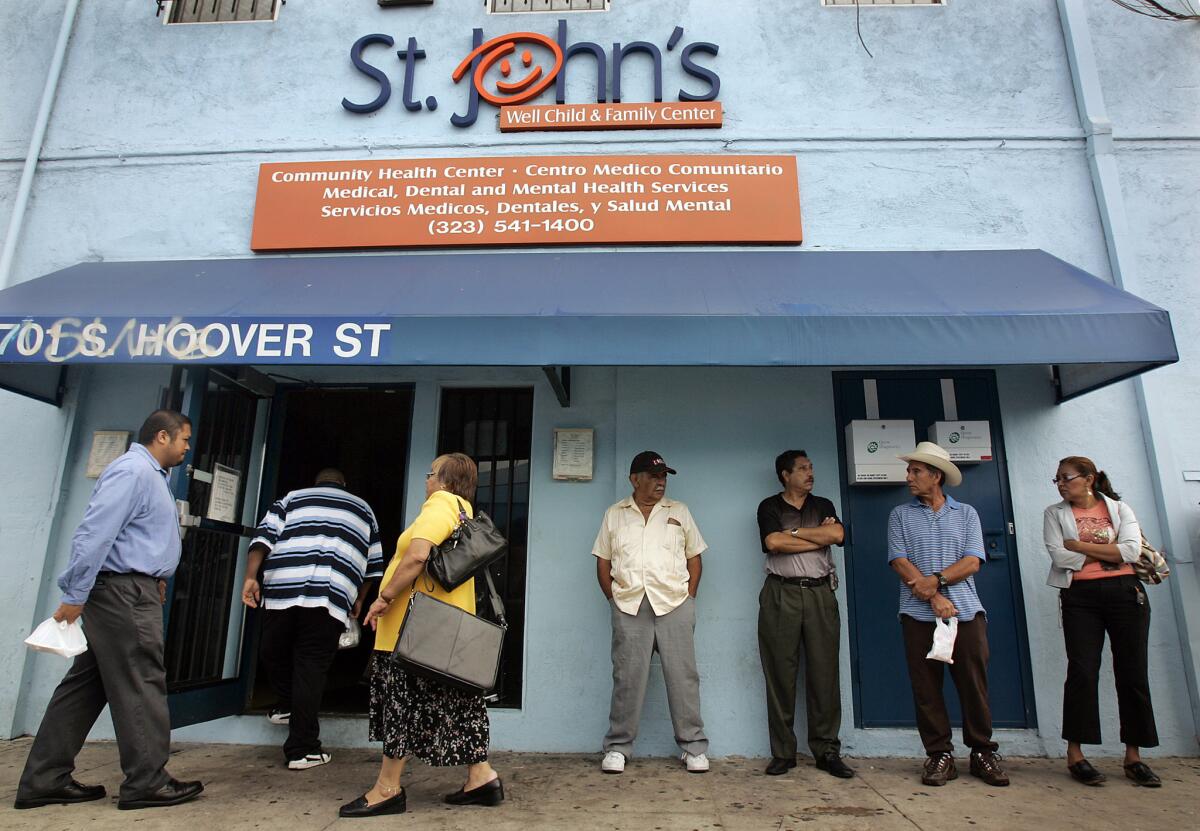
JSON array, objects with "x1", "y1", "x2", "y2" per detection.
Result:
[{"x1": 0, "y1": 249, "x2": 1176, "y2": 402}]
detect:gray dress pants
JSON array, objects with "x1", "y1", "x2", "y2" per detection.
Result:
[
  {"x1": 604, "y1": 595, "x2": 708, "y2": 757},
  {"x1": 18, "y1": 573, "x2": 172, "y2": 801}
]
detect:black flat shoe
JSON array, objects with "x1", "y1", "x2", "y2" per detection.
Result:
[
  {"x1": 444, "y1": 777, "x2": 504, "y2": 806},
  {"x1": 816, "y1": 752, "x2": 856, "y2": 779},
  {"x1": 14, "y1": 780, "x2": 106, "y2": 809},
  {"x1": 765, "y1": 757, "x2": 797, "y2": 776},
  {"x1": 1067, "y1": 759, "x2": 1106, "y2": 786},
  {"x1": 1124, "y1": 762, "x2": 1162, "y2": 787},
  {"x1": 117, "y1": 778, "x2": 204, "y2": 810},
  {"x1": 339, "y1": 789, "x2": 407, "y2": 818}
]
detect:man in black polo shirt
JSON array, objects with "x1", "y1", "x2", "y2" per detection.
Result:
[{"x1": 756, "y1": 450, "x2": 853, "y2": 779}]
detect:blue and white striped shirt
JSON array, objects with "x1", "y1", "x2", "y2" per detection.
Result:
[
  {"x1": 887, "y1": 495, "x2": 986, "y2": 623},
  {"x1": 251, "y1": 485, "x2": 384, "y2": 624}
]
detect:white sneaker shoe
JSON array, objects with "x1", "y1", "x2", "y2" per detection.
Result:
[
  {"x1": 601, "y1": 751, "x2": 626, "y2": 774},
  {"x1": 287, "y1": 752, "x2": 331, "y2": 770},
  {"x1": 682, "y1": 752, "x2": 709, "y2": 773}
]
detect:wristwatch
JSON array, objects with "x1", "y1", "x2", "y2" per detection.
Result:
[
  {"x1": 934, "y1": 572, "x2": 948, "y2": 589},
  {"x1": 789, "y1": 528, "x2": 799, "y2": 538}
]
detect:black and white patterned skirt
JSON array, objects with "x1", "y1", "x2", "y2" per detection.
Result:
[{"x1": 368, "y1": 651, "x2": 490, "y2": 766}]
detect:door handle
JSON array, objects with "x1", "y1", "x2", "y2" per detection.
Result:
[{"x1": 983, "y1": 530, "x2": 1007, "y2": 560}]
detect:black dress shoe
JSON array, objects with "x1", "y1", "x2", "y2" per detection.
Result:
[
  {"x1": 444, "y1": 777, "x2": 504, "y2": 806},
  {"x1": 117, "y1": 778, "x2": 204, "y2": 810},
  {"x1": 765, "y1": 757, "x2": 797, "y2": 776},
  {"x1": 816, "y1": 752, "x2": 856, "y2": 779},
  {"x1": 1067, "y1": 759, "x2": 1106, "y2": 786},
  {"x1": 14, "y1": 780, "x2": 106, "y2": 809},
  {"x1": 1124, "y1": 761, "x2": 1162, "y2": 787},
  {"x1": 339, "y1": 789, "x2": 407, "y2": 818}
]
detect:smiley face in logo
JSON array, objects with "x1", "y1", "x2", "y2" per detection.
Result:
[{"x1": 451, "y1": 31, "x2": 564, "y2": 107}]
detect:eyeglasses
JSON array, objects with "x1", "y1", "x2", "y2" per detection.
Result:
[
  {"x1": 425, "y1": 471, "x2": 436, "y2": 480},
  {"x1": 1052, "y1": 473, "x2": 1083, "y2": 485}
]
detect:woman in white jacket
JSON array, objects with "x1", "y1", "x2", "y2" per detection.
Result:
[{"x1": 1043, "y1": 456, "x2": 1159, "y2": 788}]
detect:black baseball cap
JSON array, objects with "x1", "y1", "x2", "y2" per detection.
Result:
[{"x1": 629, "y1": 451, "x2": 676, "y2": 475}]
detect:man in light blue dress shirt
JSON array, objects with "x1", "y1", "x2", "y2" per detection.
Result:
[{"x1": 15, "y1": 410, "x2": 205, "y2": 811}]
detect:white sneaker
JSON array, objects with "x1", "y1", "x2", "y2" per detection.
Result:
[
  {"x1": 682, "y1": 752, "x2": 709, "y2": 773},
  {"x1": 601, "y1": 751, "x2": 626, "y2": 774},
  {"x1": 268, "y1": 709, "x2": 290, "y2": 725},
  {"x1": 287, "y1": 752, "x2": 331, "y2": 770}
]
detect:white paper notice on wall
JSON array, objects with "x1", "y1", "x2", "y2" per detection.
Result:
[
  {"x1": 206, "y1": 463, "x2": 242, "y2": 524},
  {"x1": 553, "y1": 428, "x2": 594, "y2": 481},
  {"x1": 85, "y1": 431, "x2": 131, "y2": 478}
]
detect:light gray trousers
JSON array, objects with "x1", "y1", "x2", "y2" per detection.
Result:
[{"x1": 604, "y1": 595, "x2": 708, "y2": 757}]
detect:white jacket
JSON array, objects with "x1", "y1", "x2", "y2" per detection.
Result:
[{"x1": 1043, "y1": 493, "x2": 1141, "y2": 589}]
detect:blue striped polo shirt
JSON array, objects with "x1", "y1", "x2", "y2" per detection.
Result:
[
  {"x1": 887, "y1": 495, "x2": 986, "y2": 623},
  {"x1": 251, "y1": 485, "x2": 384, "y2": 624}
]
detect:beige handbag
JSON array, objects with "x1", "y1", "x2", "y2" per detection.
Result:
[{"x1": 1132, "y1": 534, "x2": 1170, "y2": 585}]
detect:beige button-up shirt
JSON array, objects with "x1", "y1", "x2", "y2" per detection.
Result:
[{"x1": 592, "y1": 496, "x2": 707, "y2": 616}]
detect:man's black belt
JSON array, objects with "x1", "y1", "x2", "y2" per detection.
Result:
[
  {"x1": 97, "y1": 570, "x2": 154, "y2": 579},
  {"x1": 767, "y1": 573, "x2": 831, "y2": 588}
]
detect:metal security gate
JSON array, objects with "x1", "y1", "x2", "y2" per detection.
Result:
[{"x1": 437, "y1": 387, "x2": 533, "y2": 709}]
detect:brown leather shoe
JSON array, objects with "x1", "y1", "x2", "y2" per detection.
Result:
[
  {"x1": 970, "y1": 750, "x2": 1010, "y2": 787},
  {"x1": 921, "y1": 753, "x2": 957, "y2": 786}
]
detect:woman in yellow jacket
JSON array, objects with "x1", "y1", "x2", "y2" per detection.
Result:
[{"x1": 339, "y1": 453, "x2": 503, "y2": 818}]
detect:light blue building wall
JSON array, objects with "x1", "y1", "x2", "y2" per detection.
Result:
[{"x1": 0, "y1": 0, "x2": 1197, "y2": 758}]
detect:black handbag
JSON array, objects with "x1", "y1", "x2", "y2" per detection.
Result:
[
  {"x1": 391, "y1": 569, "x2": 507, "y2": 692},
  {"x1": 427, "y1": 499, "x2": 508, "y2": 591}
]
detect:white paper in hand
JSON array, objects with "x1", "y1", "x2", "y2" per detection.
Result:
[
  {"x1": 24, "y1": 617, "x2": 88, "y2": 658},
  {"x1": 926, "y1": 617, "x2": 957, "y2": 664},
  {"x1": 338, "y1": 618, "x2": 361, "y2": 650}
]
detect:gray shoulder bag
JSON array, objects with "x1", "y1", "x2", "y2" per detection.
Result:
[{"x1": 391, "y1": 568, "x2": 507, "y2": 693}]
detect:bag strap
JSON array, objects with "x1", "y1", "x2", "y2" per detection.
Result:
[{"x1": 483, "y1": 568, "x2": 507, "y2": 628}]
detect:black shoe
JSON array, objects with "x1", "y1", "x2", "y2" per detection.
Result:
[
  {"x1": 444, "y1": 777, "x2": 504, "y2": 806},
  {"x1": 1068, "y1": 759, "x2": 1106, "y2": 786},
  {"x1": 1124, "y1": 761, "x2": 1162, "y2": 787},
  {"x1": 14, "y1": 780, "x2": 106, "y2": 809},
  {"x1": 921, "y1": 753, "x2": 958, "y2": 786},
  {"x1": 765, "y1": 757, "x2": 797, "y2": 776},
  {"x1": 969, "y1": 750, "x2": 1010, "y2": 787},
  {"x1": 339, "y1": 789, "x2": 407, "y2": 818},
  {"x1": 117, "y1": 778, "x2": 204, "y2": 810},
  {"x1": 816, "y1": 752, "x2": 856, "y2": 779}
]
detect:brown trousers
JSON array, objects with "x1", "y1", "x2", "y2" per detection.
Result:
[{"x1": 900, "y1": 614, "x2": 998, "y2": 756}]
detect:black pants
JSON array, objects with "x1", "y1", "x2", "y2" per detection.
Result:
[
  {"x1": 259, "y1": 606, "x2": 345, "y2": 761},
  {"x1": 18, "y1": 573, "x2": 171, "y2": 801},
  {"x1": 757, "y1": 575, "x2": 842, "y2": 758},
  {"x1": 900, "y1": 614, "x2": 998, "y2": 756},
  {"x1": 1060, "y1": 575, "x2": 1158, "y2": 747}
]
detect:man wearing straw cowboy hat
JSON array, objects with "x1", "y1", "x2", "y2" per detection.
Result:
[{"x1": 887, "y1": 442, "x2": 1009, "y2": 789}]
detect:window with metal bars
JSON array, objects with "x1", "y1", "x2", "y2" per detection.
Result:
[
  {"x1": 822, "y1": 0, "x2": 944, "y2": 6},
  {"x1": 488, "y1": 0, "x2": 609, "y2": 14},
  {"x1": 437, "y1": 387, "x2": 533, "y2": 709},
  {"x1": 165, "y1": 0, "x2": 281, "y2": 24}
]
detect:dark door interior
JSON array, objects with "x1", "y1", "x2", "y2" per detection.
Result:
[
  {"x1": 248, "y1": 386, "x2": 414, "y2": 715},
  {"x1": 834, "y1": 370, "x2": 1037, "y2": 730},
  {"x1": 437, "y1": 387, "x2": 533, "y2": 709}
]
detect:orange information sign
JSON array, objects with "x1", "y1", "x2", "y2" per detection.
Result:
[
  {"x1": 250, "y1": 155, "x2": 801, "y2": 251},
  {"x1": 499, "y1": 102, "x2": 723, "y2": 132}
]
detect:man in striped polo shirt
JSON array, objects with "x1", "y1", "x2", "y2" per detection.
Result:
[
  {"x1": 243, "y1": 469, "x2": 383, "y2": 770},
  {"x1": 887, "y1": 442, "x2": 1008, "y2": 788}
]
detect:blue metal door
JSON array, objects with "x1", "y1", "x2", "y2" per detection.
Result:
[{"x1": 834, "y1": 371, "x2": 1036, "y2": 729}]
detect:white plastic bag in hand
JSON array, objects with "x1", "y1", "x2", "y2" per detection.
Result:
[
  {"x1": 24, "y1": 617, "x2": 89, "y2": 658},
  {"x1": 926, "y1": 617, "x2": 957, "y2": 664},
  {"x1": 338, "y1": 618, "x2": 361, "y2": 650}
]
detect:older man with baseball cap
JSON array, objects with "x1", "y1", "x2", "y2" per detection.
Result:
[
  {"x1": 887, "y1": 442, "x2": 1008, "y2": 788},
  {"x1": 592, "y1": 451, "x2": 710, "y2": 774}
]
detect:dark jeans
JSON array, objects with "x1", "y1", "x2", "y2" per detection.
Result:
[
  {"x1": 259, "y1": 605, "x2": 345, "y2": 761},
  {"x1": 900, "y1": 613, "x2": 998, "y2": 756},
  {"x1": 1060, "y1": 574, "x2": 1158, "y2": 747},
  {"x1": 18, "y1": 573, "x2": 171, "y2": 801},
  {"x1": 757, "y1": 575, "x2": 842, "y2": 758}
]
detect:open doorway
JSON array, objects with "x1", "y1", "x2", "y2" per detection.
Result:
[{"x1": 248, "y1": 385, "x2": 414, "y2": 716}]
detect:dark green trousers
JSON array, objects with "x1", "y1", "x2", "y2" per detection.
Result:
[{"x1": 757, "y1": 575, "x2": 842, "y2": 759}]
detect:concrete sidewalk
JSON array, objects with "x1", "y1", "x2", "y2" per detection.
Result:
[{"x1": 1, "y1": 738, "x2": 1196, "y2": 831}]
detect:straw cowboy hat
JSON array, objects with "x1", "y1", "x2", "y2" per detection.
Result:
[{"x1": 898, "y1": 441, "x2": 962, "y2": 488}]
